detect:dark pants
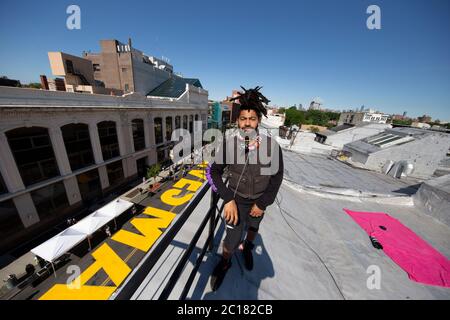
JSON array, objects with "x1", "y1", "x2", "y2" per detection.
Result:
[{"x1": 223, "y1": 195, "x2": 264, "y2": 251}]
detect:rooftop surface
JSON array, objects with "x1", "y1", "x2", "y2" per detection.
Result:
[
  {"x1": 283, "y1": 151, "x2": 421, "y2": 197},
  {"x1": 132, "y1": 179, "x2": 450, "y2": 300},
  {"x1": 129, "y1": 136, "x2": 449, "y2": 300}
]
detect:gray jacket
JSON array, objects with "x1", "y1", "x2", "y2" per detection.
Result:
[{"x1": 209, "y1": 132, "x2": 284, "y2": 210}]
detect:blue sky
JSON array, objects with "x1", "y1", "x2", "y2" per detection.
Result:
[{"x1": 0, "y1": 0, "x2": 449, "y2": 121}]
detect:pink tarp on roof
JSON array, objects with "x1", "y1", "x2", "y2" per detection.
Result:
[{"x1": 344, "y1": 208, "x2": 450, "y2": 288}]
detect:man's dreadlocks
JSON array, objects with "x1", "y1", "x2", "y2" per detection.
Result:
[{"x1": 230, "y1": 86, "x2": 270, "y2": 118}]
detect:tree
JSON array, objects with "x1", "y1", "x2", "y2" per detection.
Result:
[
  {"x1": 325, "y1": 111, "x2": 340, "y2": 121},
  {"x1": 284, "y1": 108, "x2": 305, "y2": 127},
  {"x1": 310, "y1": 126, "x2": 320, "y2": 133},
  {"x1": 392, "y1": 119, "x2": 412, "y2": 126},
  {"x1": 278, "y1": 107, "x2": 286, "y2": 114},
  {"x1": 283, "y1": 108, "x2": 341, "y2": 128},
  {"x1": 146, "y1": 163, "x2": 161, "y2": 180},
  {"x1": 22, "y1": 82, "x2": 41, "y2": 89}
]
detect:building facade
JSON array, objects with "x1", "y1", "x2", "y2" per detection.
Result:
[
  {"x1": 309, "y1": 100, "x2": 322, "y2": 110},
  {"x1": 338, "y1": 111, "x2": 389, "y2": 126},
  {"x1": 83, "y1": 39, "x2": 173, "y2": 95},
  {"x1": 208, "y1": 101, "x2": 231, "y2": 129},
  {"x1": 47, "y1": 51, "x2": 122, "y2": 95},
  {"x1": 0, "y1": 85, "x2": 208, "y2": 254},
  {"x1": 417, "y1": 115, "x2": 432, "y2": 123}
]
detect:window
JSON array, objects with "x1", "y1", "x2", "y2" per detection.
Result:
[
  {"x1": 62, "y1": 123, "x2": 95, "y2": 171},
  {"x1": 222, "y1": 111, "x2": 230, "y2": 125},
  {"x1": 122, "y1": 68, "x2": 127, "y2": 73},
  {"x1": 6, "y1": 127, "x2": 60, "y2": 187},
  {"x1": 376, "y1": 135, "x2": 404, "y2": 145},
  {"x1": 97, "y1": 121, "x2": 120, "y2": 161},
  {"x1": 106, "y1": 160, "x2": 124, "y2": 187},
  {"x1": 183, "y1": 115, "x2": 188, "y2": 130},
  {"x1": 157, "y1": 148, "x2": 166, "y2": 164},
  {"x1": 365, "y1": 132, "x2": 413, "y2": 148},
  {"x1": 124, "y1": 83, "x2": 129, "y2": 92},
  {"x1": 31, "y1": 182, "x2": 69, "y2": 221},
  {"x1": 366, "y1": 133, "x2": 397, "y2": 144},
  {"x1": 132, "y1": 119, "x2": 145, "y2": 151},
  {"x1": 93, "y1": 64, "x2": 101, "y2": 72},
  {"x1": 65, "y1": 60, "x2": 74, "y2": 74},
  {"x1": 189, "y1": 115, "x2": 193, "y2": 133},
  {"x1": 136, "y1": 157, "x2": 148, "y2": 178},
  {"x1": 0, "y1": 200, "x2": 24, "y2": 241},
  {"x1": 175, "y1": 116, "x2": 181, "y2": 129},
  {"x1": 76, "y1": 168, "x2": 102, "y2": 203},
  {"x1": 154, "y1": 117, "x2": 163, "y2": 144},
  {"x1": 166, "y1": 117, "x2": 173, "y2": 141},
  {"x1": 194, "y1": 112, "x2": 200, "y2": 130}
]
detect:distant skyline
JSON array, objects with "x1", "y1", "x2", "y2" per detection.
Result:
[{"x1": 0, "y1": 0, "x2": 449, "y2": 121}]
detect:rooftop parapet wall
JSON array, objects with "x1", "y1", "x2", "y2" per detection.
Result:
[{"x1": 0, "y1": 86, "x2": 208, "y2": 110}]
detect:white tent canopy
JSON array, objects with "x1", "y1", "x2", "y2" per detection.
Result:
[
  {"x1": 30, "y1": 228, "x2": 86, "y2": 263},
  {"x1": 71, "y1": 198, "x2": 134, "y2": 235},
  {"x1": 30, "y1": 198, "x2": 134, "y2": 262},
  {"x1": 94, "y1": 198, "x2": 134, "y2": 219},
  {"x1": 70, "y1": 215, "x2": 111, "y2": 236}
]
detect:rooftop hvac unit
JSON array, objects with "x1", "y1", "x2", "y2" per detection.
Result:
[
  {"x1": 382, "y1": 160, "x2": 394, "y2": 174},
  {"x1": 387, "y1": 160, "x2": 414, "y2": 178}
]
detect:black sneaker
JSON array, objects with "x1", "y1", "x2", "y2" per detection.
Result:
[
  {"x1": 241, "y1": 240, "x2": 255, "y2": 271},
  {"x1": 210, "y1": 258, "x2": 232, "y2": 291},
  {"x1": 369, "y1": 236, "x2": 383, "y2": 250}
]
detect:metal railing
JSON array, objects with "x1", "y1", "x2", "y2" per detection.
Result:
[{"x1": 114, "y1": 178, "x2": 227, "y2": 300}]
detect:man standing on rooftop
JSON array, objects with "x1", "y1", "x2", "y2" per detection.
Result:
[{"x1": 206, "y1": 86, "x2": 284, "y2": 291}]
